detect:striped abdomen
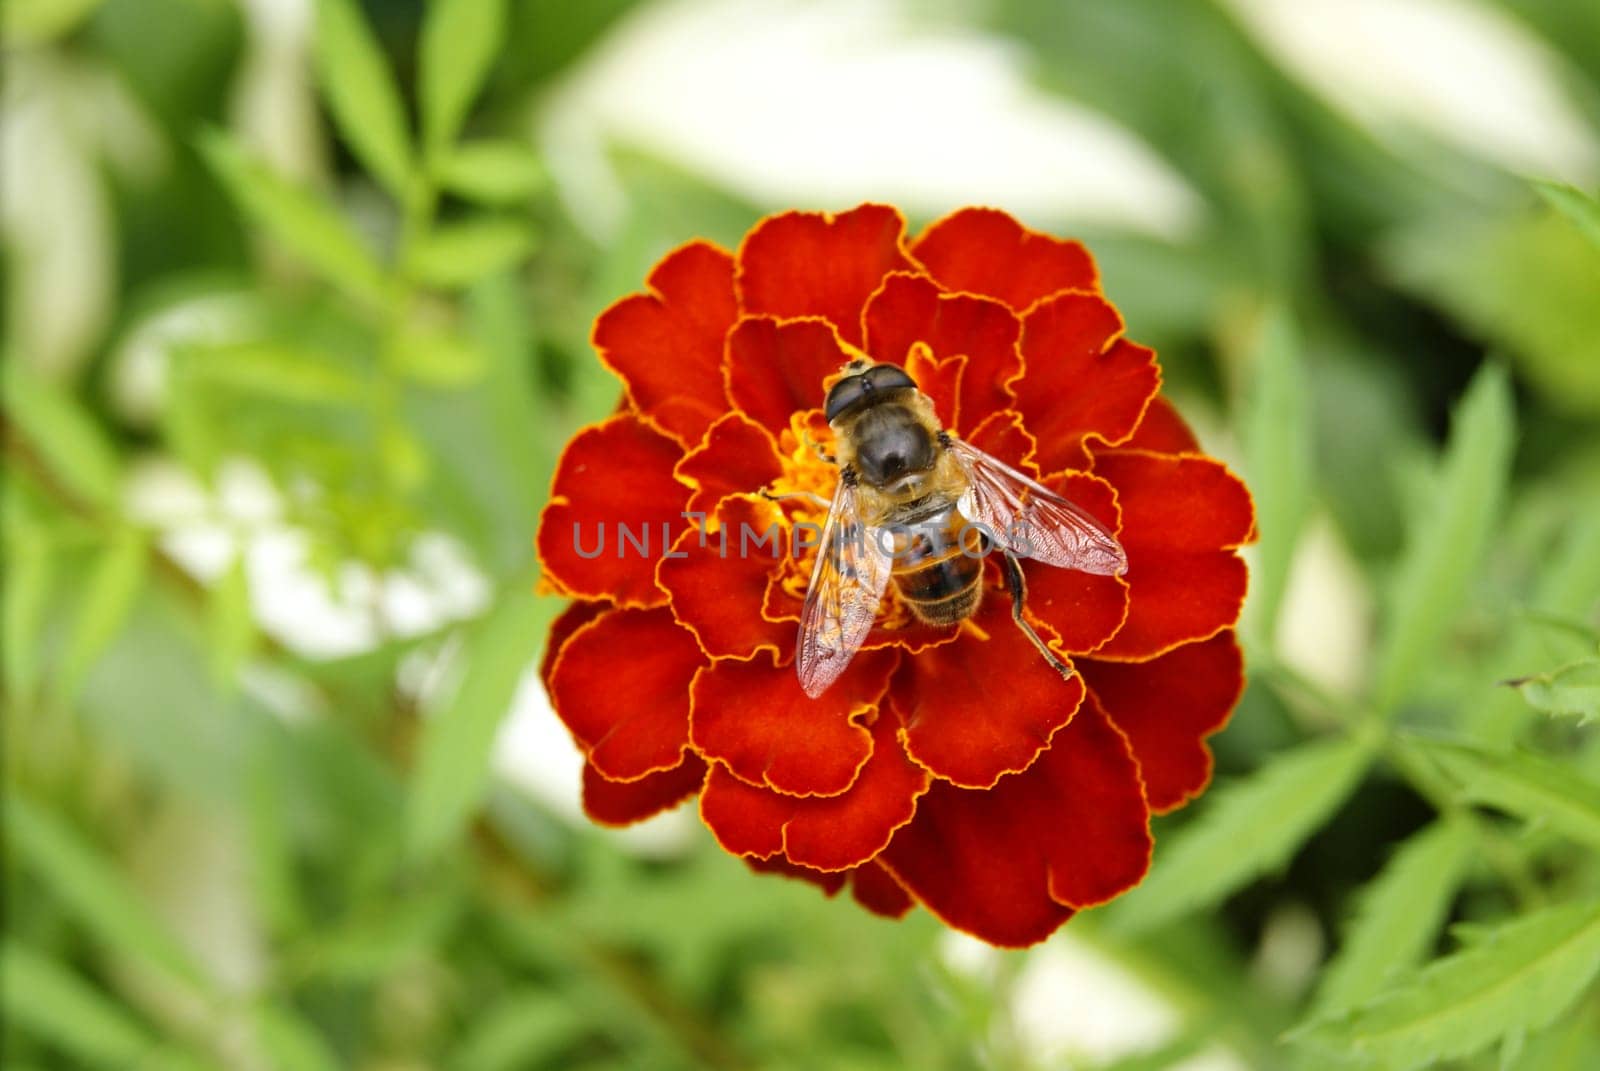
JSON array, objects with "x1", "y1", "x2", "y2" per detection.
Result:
[{"x1": 889, "y1": 502, "x2": 985, "y2": 625}]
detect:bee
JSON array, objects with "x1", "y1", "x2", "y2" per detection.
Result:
[{"x1": 791, "y1": 360, "x2": 1128, "y2": 698}]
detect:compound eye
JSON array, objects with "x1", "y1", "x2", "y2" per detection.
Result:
[
  {"x1": 863, "y1": 364, "x2": 918, "y2": 394},
  {"x1": 824, "y1": 377, "x2": 866, "y2": 423}
]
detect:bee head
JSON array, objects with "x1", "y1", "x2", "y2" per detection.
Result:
[{"x1": 823, "y1": 363, "x2": 919, "y2": 424}]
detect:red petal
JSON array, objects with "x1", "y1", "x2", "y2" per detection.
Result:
[
  {"x1": 1014, "y1": 294, "x2": 1159, "y2": 475},
  {"x1": 850, "y1": 860, "x2": 915, "y2": 919},
  {"x1": 862, "y1": 272, "x2": 1023, "y2": 430},
  {"x1": 541, "y1": 599, "x2": 607, "y2": 691},
  {"x1": 964, "y1": 410, "x2": 1040, "y2": 474},
  {"x1": 549, "y1": 607, "x2": 706, "y2": 780},
  {"x1": 1090, "y1": 450, "x2": 1253, "y2": 659},
  {"x1": 1098, "y1": 553, "x2": 1248, "y2": 662},
  {"x1": 582, "y1": 755, "x2": 707, "y2": 827},
  {"x1": 658, "y1": 495, "x2": 791, "y2": 661},
  {"x1": 904, "y1": 345, "x2": 966, "y2": 430},
  {"x1": 879, "y1": 698, "x2": 1151, "y2": 947},
  {"x1": 1080, "y1": 631, "x2": 1244, "y2": 812},
  {"x1": 892, "y1": 594, "x2": 1085, "y2": 788},
  {"x1": 1098, "y1": 450, "x2": 1254, "y2": 553},
  {"x1": 744, "y1": 854, "x2": 848, "y2": 896},
  {"x1": 1021, "y1": 471, "x2": 1130, "y2": 654},
  {"x1": 536, "y1": 415, "x2": 689, "y2": 608},
  {"x1": 592, "y1": 241, "x2": 737, "y2": 447},
  {"x1": 1124, "y1": 395, "x2": 1200, "y2": 453},
  {"x1": 911, "y1": 208, "x2": 1098, "y2": 312},
  {"x1": 690, "y1": 648, "x2": 897, "y2": 797},
  {"x1": 737, "y1": 204, "x2": 914, "y2": 345},
  {"x1": 743, "y1": 856, "x2": 915, "y2": 921},
  {"x1": 725, "y1": 317, "x2": 852, "y2": 435},
  {"x1": 700, "y1": 703, "x2": 929, "y2": 871},
  {"x1": 675, "y1": 412, "x2": 784, "y2": 519}
]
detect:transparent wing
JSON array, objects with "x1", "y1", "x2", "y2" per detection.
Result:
[
  {"x1": 950, "y1": 437, "x2": 1128, "y2": 576},
  {"x1": 797, "y1": 478, "x2": 893, "y2": 698}
]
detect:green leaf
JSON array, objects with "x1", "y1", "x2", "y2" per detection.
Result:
[
  {"x1": 251, "y1": 1003, "x2": 341, "y2": 1071},
  {"x1": 1373, "y1": 364, "x2": 1514, "y2": 714},
  {"x1": 1504, "y1": 1003, "x2": 1600, "y2": 1071},
  {"x1": 186, "y1": 341, "x2": 369, "y2": 404},
  {"x1": 207, "y1": 554, "x2": 254, "y2": 688},
  {"x1": 389, "y1": 328, "x2": 489, "y2": 387},
  {"x1": 243, "y1": 729, "x2": 307, "y2": 939},
  {"x1": 1513, "y1": 609, "x2": 1600, "y2": 649},
  {"x1": 412, "y1": 272, "x2": 549, "y2": 575},
  {"x1": 1, "y1": 0, "x2": 106, "y2": 44},
  {"x1": 1292, "y1": 899, "x2": 1600, "y2": 1071},
  {"x1": 293, "y1": 887, "x2": 460, "y2": 982},
  {"x1": 1241, "y1": 303, "x2": 1312, "y2": 645},
  {"x1": 163, "y1": 368, "x2": 221, "y2": 475},
  {"x1": 0, "y1": 941, "x2": 155, "y2": 1068},
  {"x1": 404, "y1": 217, "x2": 535, "y2": 288},
  {"x1": 406, "y1": 590, "x2": 558, "y2": 859},
  {"x1": 438, "y1": 139, "x2": 546, "y2": 204},
  {"x1": 2, "y1": 362, "x2": 122, "y2": 510},
  {"x1": 1309, "y1": 819, "x2": 1475, "y2": 1016},
  {"x1": 451, "y1": 987, "x2": 587, "y2": 1071},
  {"x1": 379, "y1": 423, "x2": 430, "y2": 491},
  {"x1": 1468, "y1": 503, "x2": 1600, "y2": 746},
  {"x1": 198, "y1": 130, "x2": 387, "y2": 303},
  {"x1": 1384, "y1": 212, "x2": 1600, "y2": 414},
  {"x1": 312, "y1": 0, "x2": 414, "y2": 197},
  {"x1": 1104, "y1": 734, "x2": 1374, "y2": 936},
  {"x1": 1534, "y1": 182, "x2": 1600, "y2": 251},
  {"x1": 3, "y1": 526, "x2": 54, "y2": 700},
  {"x1": 1508, "y1": 660, "x2": 1600, "y2": 724},
  {"x1": 70, "y1": 597, "x2": 253, "y2": 805},
  {"x1": 1408, "y1": 737, "x2": 1600, "y2": 851},
  {"x1": 5, "y1": 793, "x2": 206, "y2": 990},
  {"x1": 419, "y1": 0, "x2": 506, "y2": 157},
  {"x1": 59, "y1": 528, "x2": 148, "y2": 703}
]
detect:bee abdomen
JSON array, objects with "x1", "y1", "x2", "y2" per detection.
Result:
[
  {"x1": 889, "y1": 508, "x2": 985, "y2": 625},
  {"x1": 899, "y1": 577, "x2": 983, "y2": 625},
  {"x1": 895, "y1": 553, "x2": 981, "y2": 602}
]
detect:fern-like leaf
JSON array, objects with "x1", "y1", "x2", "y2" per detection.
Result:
[
  {"x1": 1292, "y1": 899, "x2": 1600, "y2": 1071},
  {"x1": 1310, "y1": 819, "x2": 1475, "y2": 1016},
  {"x1": 1105, "y1": 735, "x2": 1374, "y2": 936},
  {"x1": 1409, "y1": 737, "x2": 1600, "y2": 851}
]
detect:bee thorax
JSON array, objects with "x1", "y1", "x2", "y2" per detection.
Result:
[{"x1": 852, "y1": 407, "x2": 936, "y2": 487}]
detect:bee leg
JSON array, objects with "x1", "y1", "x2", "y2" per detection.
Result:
[
  {"x1": 802, "y1": 433, "x2": 836, "y2": 465},
  {"x1": 1000, "y1": 551, "x2": 1074, "y2": 683},
  {"x1": 759, "y1": 488, "x2": 831, "y2": 509}
]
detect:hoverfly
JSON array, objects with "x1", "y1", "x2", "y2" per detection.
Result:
[{"x1": 791, "y1": 360, "x2": 1128, "y2": 698}]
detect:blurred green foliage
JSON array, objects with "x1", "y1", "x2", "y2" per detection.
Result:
[{"x1": 4, "y1": 0, "x2": 1600, "y2": 1068}]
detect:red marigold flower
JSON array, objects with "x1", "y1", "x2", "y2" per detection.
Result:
[{"x1": 537, "y1": 204, "x2": 1254, "y2": 948}]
